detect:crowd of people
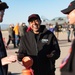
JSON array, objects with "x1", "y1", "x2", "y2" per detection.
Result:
[
  {"x1": 48, "y1": 22, "x2": 75, "y2": 42},
  {"x1": 6, "y1": 22, "x2": 28, "y2": 48},
  {"x1": 6, "y1": 20, "x2": 75, "y2": 49},
  {"x1": 1, "y1": 0, "x2": 75, "y2": 75}
]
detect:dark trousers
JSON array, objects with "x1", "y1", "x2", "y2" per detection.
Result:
[
  {"x1": 2, "y1": 65, "x2": 8, "y2": 75},
  {"x1": 67, "y1": 30, "x2": 71, "y2": 41},
  {"x1": 7, "y1": 35, "x2": 16, "y2": 48},
  {"x1": 15, "y1": 35, "x2": 20, "y2": 46}
]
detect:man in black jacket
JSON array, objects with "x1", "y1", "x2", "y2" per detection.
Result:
[
  {"x1": 0, "y1": 1, "x2": 17, "y2": 75},
  {"x1": 0, "y1": 1, "x2": 9, "y2": 75},
  {"x1": 18, "y1": 14, "x2": 60, "y2": 75}
]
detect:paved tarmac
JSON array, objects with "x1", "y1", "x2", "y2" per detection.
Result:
[{"x1": 2, "y1": 31, "x2": 72, "y2": 75}]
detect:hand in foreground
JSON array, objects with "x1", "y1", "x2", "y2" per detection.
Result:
[
  {"x1": 1, "y1": 55, "x2": 17, "y2": 66},
  {"x1": 47, "y1": 50, "x2": 55, "y2": 58}
]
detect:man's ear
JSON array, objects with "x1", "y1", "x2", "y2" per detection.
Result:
[{"x1": 39, "y1": 19, "x2": 41, "y2": 24}]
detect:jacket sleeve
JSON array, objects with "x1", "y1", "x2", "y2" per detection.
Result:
[
  {"x1": 50, "y1": 34, "x2": 61, "y2": 60},
  {"x1": 0, "y1": 59, "x2": 4, "y2": 75},
  {"x1": 17, "y1": 35, "x2": 27, "y2": 61}
]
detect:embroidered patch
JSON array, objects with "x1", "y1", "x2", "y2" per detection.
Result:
[{"x1": 41, "y1": 39, "x2": 48, "y2": 43}]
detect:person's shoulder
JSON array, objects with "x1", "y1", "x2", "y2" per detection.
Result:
[
  {"x1": 40, "y1": 25, "x2": 46, "y2": 28},
  {"x1": 24, "y1": 30, "x2": 32, "y2": 35},
  {"x1": 45, "y1": 29, "x2": 54, "y2": 37}
]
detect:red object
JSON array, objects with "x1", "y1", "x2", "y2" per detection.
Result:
[
  {"x1": 22, "y1": 68, "x2": 34, "y2": 75},
  {"x1": 26, "y1": 27, "x2": 31, "y2": 32},
  {"x1": 60, "y1": 47, "x2": 72, "y2": 69},
  {"x1": 22, "y1": 56, "x2": 33, "y2": 69}
]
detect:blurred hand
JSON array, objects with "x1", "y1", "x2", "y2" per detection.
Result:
[
  {"x1": 1, "y1": 55, "x2": 17, "y2": 66},
  {"x1": 47, "y1": 50, "x2": 55, "y2": 58}
]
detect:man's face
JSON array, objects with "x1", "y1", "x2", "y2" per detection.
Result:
[
  {"x1": 0, "y1": 10, "x2": 4, "y2": 22},
  {"x1": 67, "y1": 9, "x2": 75, "y2": 24},
  {"x1": 29, "y1": 19, "x2": 41, "y2": 34}
]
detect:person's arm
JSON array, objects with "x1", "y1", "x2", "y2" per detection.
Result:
[
  {"x1": 47, "y1": 34, "x2": 61, "y2": 60},
  {"x1": 0, "y1": 59, "x2": 4, "y2": 75},
  {"x1": 17, "y1": 35, "x2": 27, "y2": 61}
]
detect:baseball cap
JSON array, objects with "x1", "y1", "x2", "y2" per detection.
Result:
[
  {"x1": 28, "y1": 14, "x2": 41, "y2": 22},
  {"x1": 0, "y1": 1, "x2": 9, "y2": 10},
  {"x1": 61, "y1": 0, "x2": 75, "y2": 14}
]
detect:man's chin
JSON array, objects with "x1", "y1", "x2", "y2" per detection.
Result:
[
  {"x1": 0, "y1": 17, "x2": 3, "y2": 22},
  {"x1": 0, "y1": 19, "x2": 3, "y2": 22}
]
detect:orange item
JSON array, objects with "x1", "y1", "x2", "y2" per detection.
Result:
[
  {"x1": 22, "y1": 56, "x2": 33, "y2": 69},
  {"x1": 22, "y1": 69, "x2": 34, "y2": 75}
]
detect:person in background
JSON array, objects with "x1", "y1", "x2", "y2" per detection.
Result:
[
  {"x1": 17, "y1": 14, "x2": 60, "y2": 75},
  {"x1": 19, "y1": 22, "x2": 28, "y2": 37},
  {"x1": 54, "y1": 22, "x2": 60, "y2": 40},
  {"x1": 0, "y1": 1, "x2": 17, "y2": 75},
  {"x1": 7, "y1": 24, "x2": 16, "y2": 48},
  {"x1": 60, "y1": 0, "x2": 75, "y2": 75},
  {"x1": 49, "y1": 23, "x2": 55, "y2": 33},
  {"x1": 13, "y1": 23, "x2": 20, "y2": 47},
  {"x1": 67, "y1": 24, "x2": 72, "y2": 42},
  {"x1": 72, "y1": 24, "x2": 75, "y2": 39}
]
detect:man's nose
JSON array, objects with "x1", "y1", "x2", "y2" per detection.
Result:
[{"x1": 33, "y1": 21, "x2": 37, "y2": 24}]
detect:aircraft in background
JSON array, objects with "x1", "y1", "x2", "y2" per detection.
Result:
[
  {"x1": 41, "y1": 16, "x2": 68, "y2": 31},
  {"x1": 41, "y1": 16, "x2": 68, "y2": 25}
]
